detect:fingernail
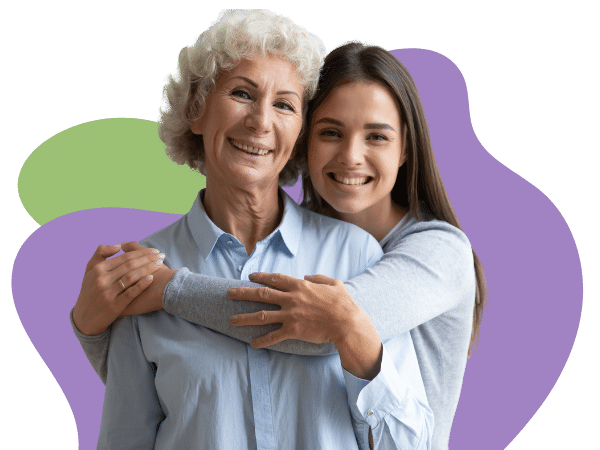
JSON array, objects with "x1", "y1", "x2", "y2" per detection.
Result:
[
  {"x1": 229, "y1": 315, "x2": 239, "y2": 324},
  {"x1": 121, "y1": 241, "x2": 128, "y2": 245},
  {"x1": 227, "y1": 288, "x2": 236, "y2": 296},
  {"x1": 150, "y1": 249, "x2": 160, "y2": 254},
  {"x1": 248, "y1": 273, "x2": 256, "y2": 281},
  {"x1": 112, "y1": 244, "x2": 121, "y2": 248},
  {"x1": 157, "y1": 253, "x2": 166, "y2": 260},
  {"x1": 155, "y1": 259, "x2": 164, "y2": 266},
  {"x1": 146, "y1": 274, "x2": 154, "y2": 282}
]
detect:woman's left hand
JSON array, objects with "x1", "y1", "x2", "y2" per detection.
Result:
[
  {"x1": 228, "y1": 272, "x2": 383, "y2": 380},
  {"x1": 227, "y1": 273, "x2": 358, "y2": 346}
]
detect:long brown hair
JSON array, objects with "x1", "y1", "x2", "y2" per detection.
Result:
[{"x1": 299, "y1": 42, "x2": 487, "y2": 356}]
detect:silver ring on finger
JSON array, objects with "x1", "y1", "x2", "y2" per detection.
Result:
[{"x1": 118, "y1": 279, "x2": 126, "y2": 290}]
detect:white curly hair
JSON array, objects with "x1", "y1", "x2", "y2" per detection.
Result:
[{"x1": 159, "y1": 9, "x2": 326, "y2": 185}]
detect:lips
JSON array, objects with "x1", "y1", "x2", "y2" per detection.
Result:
[
  {"x1": 229, "y1": 138, "x2": 271, "y2": 156},
  {"x1": 328, "y1": 172, "x2": 372, "y2": 186}
]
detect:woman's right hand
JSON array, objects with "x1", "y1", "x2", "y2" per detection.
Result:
[{"x1": 72, "y1": 244, "x2": 166, "y2": 336}]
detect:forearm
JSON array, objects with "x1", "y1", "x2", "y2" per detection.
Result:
[
  {"x1": 334, "y1": 308, "x2": 382, "y2": 381},
  {"x1": 165, "y1": 268, "x2": 337, "y2": 355}
]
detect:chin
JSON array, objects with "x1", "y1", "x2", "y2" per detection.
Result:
[{"x1": 326, "y1": 200, "x2": 365, "y2": 215}]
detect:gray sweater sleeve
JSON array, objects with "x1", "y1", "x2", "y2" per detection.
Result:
[
  {"x1": 163, "y1": 217, "x2": 473, "y2": 347},
  {"x1": 71, "y1": 270, "x2": 337, "y2": 384},
  {"x1": 163, "y1": 268, "x2": 337, "y2": 356}
]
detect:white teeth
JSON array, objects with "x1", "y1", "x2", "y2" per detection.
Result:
[
  {"x1": 333, "y1": 174, "x2": 369, "y2": 185},
  {"x1": 230, "y1": 139, "x2": 269, "y2": 156}
]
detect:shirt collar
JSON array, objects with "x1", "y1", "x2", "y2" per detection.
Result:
[
  {"x1": 187, "y1": 188, "x2": 302, "y2": 260},
  {"x1": 276, "y1": 189, "x2": 302, "y2": 257}
]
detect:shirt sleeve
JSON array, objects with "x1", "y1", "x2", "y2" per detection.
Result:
[
  {"x1": 96, "y1": 316, "x2": 164, "y2": 449},
  {"x1": 344, "y1": 334, "x2": 433, "y2": 450}
]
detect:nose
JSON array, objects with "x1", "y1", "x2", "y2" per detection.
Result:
[
  {"x1": 244, "y1": 101, "x2": 273, "y2": 135},
  {"x1": 337, "y1": 136, "x2": 364, "y2": 166}
]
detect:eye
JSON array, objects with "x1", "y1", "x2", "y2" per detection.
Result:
[
  {"x1": 367, "y1": 133, "x2": 389, "y2": 141},
  {"x1": 274, "y1": 101, "x2": 295, "y2": 112},
  {"x1": 319, "y1": 129, "x2": 341, "y2": 138},
  {"x1": 231, "y1": 89, "x2": 252, "y2": 100}
]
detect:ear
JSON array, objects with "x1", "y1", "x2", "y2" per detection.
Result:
[
  {"x1": 399, "y1": 151, "x2": 407, "y2": 168},
  {"x1": 190, "y1": 117, "x2": 203, "y2": 135}
]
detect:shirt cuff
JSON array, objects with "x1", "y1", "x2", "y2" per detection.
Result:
[
  {"x1": 162, "y1": 267, "x2": 190, "y2": 313},
  {"x1": 343, "y1": 345, "x2": 408, "y2": 429}
]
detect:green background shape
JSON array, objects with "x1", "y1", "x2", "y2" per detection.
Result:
[
  {"x1": 0, "y1": 0, "x2": 599, "y2": 450},
  {"x1": 18, "y1": 118, "x2": 205, "y2": 225}
]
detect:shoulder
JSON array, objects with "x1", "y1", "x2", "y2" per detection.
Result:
[
  {"x1": 384, "y1": 215, "x2": 475, "y2": 291},
  {"x1": 388, "y1": 214, "x2": 472, "y2": 257},
  {"x1": 140, "y1": 214, "x2": 189, "y2": 250}
]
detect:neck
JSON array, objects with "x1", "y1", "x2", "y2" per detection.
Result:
[
  {"x1": 203, "y1": 180, "x2": 283, "y2": 255},
  {"x1": 327, "y1": 198, "x2": 407, "y2": 242}
]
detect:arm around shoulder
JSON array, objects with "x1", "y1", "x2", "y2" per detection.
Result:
[
  {"x1": 345, "y1": 218, "x2": 475, "y2": 341},
  {"x1": 163, "y1": 268, "x2": 338, "y2": 355}
]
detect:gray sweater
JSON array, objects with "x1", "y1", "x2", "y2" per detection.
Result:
[{"x1": 72, "y1": 213, "x2": 475, "y2": 450}]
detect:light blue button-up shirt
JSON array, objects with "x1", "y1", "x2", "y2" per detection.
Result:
[{"x1": 97, "y1": 190, "x2": 432, "y2": 450}]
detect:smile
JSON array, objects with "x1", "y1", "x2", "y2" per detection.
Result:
[
  {"x1": 229, "y1": 138, "x2": 271, "y2": 156},
  {"x1": 328, "y1": 173, "x2": 372, "y2": 186}
]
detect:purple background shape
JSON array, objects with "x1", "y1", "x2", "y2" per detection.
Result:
[{"x1": 12, "y1": 49, "x2": 582, "y2": 449}]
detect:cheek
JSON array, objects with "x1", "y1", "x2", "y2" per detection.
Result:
[
  {"x1": 307, "y1": 141, "x2": 327, "y2": 180},
  {"x1": 307, "y1": 155, "x2": 320, "y2": 182},
  {"x1": 380, "y1": 155, "x2": 401, "y2": 186}
]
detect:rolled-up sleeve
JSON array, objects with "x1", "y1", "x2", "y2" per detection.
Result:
[
  {"x1": 344, "y1": 333, "x2": 433, "y2": 450},
  {"x1": 96, "y1": 316, "x2": 165, "y2": 449}
]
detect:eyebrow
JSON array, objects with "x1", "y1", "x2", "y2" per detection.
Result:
[
  {"x1": 365, "y1": 123, "x2": 396, "y2": 131},
  {"x1": 314, "y1": 117, "x2": 396, "y2": 131},
  {"x1": 230, "y1": 76, "x2": 301, "y2": 99}
]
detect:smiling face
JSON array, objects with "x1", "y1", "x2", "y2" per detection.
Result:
[
  {"x1": 308, "y1": 81, "x2": 407, "y2": 222},
  {"x1": 191, "y1": 53, "x2": 304, "y2": 193}
]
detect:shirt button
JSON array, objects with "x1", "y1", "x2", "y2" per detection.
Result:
[
  {"x1": 238, "y1": 265, "x2": 242, "y2": 271},
  {"x1": 367, "y1": 410, "x2": 374, "y2": 416},
  {"x1": 227, "y1": 240, "x2": 232, "y2": 245}
]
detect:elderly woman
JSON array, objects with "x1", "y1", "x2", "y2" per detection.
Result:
[{"x1": 74, "y1": 10, "x2": 432, "y2": 450}]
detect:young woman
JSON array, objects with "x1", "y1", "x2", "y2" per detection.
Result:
[{"x1": 73, "y1": 41, "x2": 486, "y2": 449}]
